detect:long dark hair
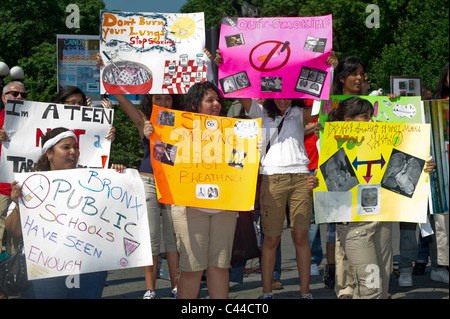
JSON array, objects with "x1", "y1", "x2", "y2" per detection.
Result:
[
  {"x1": 333, "y1": 56, "x2": 367, "y2": 95},
  {"x1": 140, "y1": 94, "x2": 184, "y2": 119},
  {"x1": 328, "y1": 97, "x2": 373, "y2": 122},
  {"x1": 263, "y1": 99, "x2": 307, "y2": 120},
  {"x1": 184, "y1": 81, "x2": 224, "y2": 114},
  {"x1": 434, "y1": 62, "x2": 449, "y2": 99},
  {"x1": 35, "y1": 127, "x2": 71, "y2": 171},
  {"x1": 55, "y1": 86, "x2": 87, "y2": 105}
]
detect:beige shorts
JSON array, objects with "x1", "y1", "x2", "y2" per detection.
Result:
[
  {"x1": 260, "y1": 173, "x2": 312, "y2": 236},
  {"x1": 171, "y1": 206, "x2": 237, "y2": 272}
]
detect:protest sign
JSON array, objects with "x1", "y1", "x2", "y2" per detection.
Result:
[
  {"x1": 217, "y1": 15, "x2": 333, "y2": 99},
  {"x1": 15, "y1": 168, "x2": 152, "y2": 280},
  {"x1": 100, "y1": 11, "x2": 207, "y2": 95},
  {"x1": 317, "y1": 95, "x2": 424, "y2": 126},
  {"x1": 315, "y1": 95, "x2": 425, "y2": 149},
  {"x1": 150, "y1": 105, "x2": 261, "y2": 211},
  {"x1": 0, "y1": 100, "x2": 113, "y2": 183},
  {"x1": 314, "y1": 121, "x2": 431, "y2": 223},
  {"x1": 423, "y1": 99, "x2": 449, "y2": 215},
  {"x1": 57, "y1": 34, "x2": 101, "y2": 101}
]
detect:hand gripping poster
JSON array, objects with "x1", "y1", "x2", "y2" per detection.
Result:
[
  {"x1": 314, "y1": 121, "x2": 431, "y2": 224},
  {"x1": 15, "y1": 168, "x2": 152, "y2": 280},
  {"x1": 218, "y1": 15, "x2": 333, "y2": 99},
  {"x1": 100, "y1": 11, "x2": 208, "y2": 95},
  {"x1": 149, "y1": 105, "x2": 261, "y2": 211},
  {"x1": 0, "y1": 100, "x2": 113, "y2": 183}
]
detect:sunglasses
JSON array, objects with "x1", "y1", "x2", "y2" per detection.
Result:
[{"x1": 5, "y1": 91, "x2": 28, "y2": 98}]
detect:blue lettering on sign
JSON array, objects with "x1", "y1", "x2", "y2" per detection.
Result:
[
  {"x1": 64, "y1": 235, "x2": 102, "y2": 258},
  {"x1": 78, "y1": 171, "x2": 143, "y2": 219}
]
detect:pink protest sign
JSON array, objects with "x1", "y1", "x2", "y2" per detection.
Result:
[{"x1": 218, "y1": 15, "x2": 333, "y2": 99}]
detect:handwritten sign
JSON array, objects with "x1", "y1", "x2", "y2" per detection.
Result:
[
  {"x1": 150, "y1": 105, "x2": 261, "y2": 211},
  {"x1": 317, "y1": 95, "x2": 424, "y2": 124},
  {"x1": 15, "y1": 168, "x2": 152, "y2": 280},
  {"x1": 314, "y1": 121, "x2": 431, "y2": 223},
  {"x1": 100, "y1": 11, "x2": 207, "y2": 95},
  {"x1": 0, "y1": 100, "x2": 113, "y2": 183},
  {"x1": 218, "y1": 15, "x2": 333, "y2": 99}
]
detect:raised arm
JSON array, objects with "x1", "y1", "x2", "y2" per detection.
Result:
[{"x1": 113, "y1": 94, "x2": 148, "y2": 139}]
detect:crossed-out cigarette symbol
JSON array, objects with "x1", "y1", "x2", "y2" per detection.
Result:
[{"x1": 249, "y1": 40, "x2": 291, "y2": 72}]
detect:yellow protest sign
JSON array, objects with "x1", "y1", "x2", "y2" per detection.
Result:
[
  {"x1": 150, "y1": 105, "x2": 261, "y2": 211},
  {"x1": 314, "y1": 121, "x2": 431, "y2": 223}
]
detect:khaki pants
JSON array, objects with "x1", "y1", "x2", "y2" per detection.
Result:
[
  {"x1": 336, "y1": 222, "x2": 392, "y2": 299},
  {"x1": 140, "y1": 175, "x2": 177, "y2": 255},
  {"x1": 259, "y1": 173, "x2": 312, "y2": 236},
  {"x1": 334, "y1": 232, "x2": 356, "y2": 298}
]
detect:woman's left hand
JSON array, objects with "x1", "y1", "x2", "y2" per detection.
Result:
[
  {"x1": 307, "y1": 170, "x2": 319, "y2": 190},
  {"x1": 106, "y1": 126, "x2": 116, "y2": 142},
  {"x1": 326, "y1": 51, "x2": 338, "y2": 68},
  {"x1": 102, "y1": 97, "x2": 112, "y2": 109},
  {"x1": 388, "y1": 93, "x2": 400, "y2": 101},
  {"x1": 143, "y1": 121, "x2": 154, "y2": 139},
  {"x1": 10, "y1": 181, "x2": 22, "y2": 204},
  {"x1": 214, "y1": 49, "x2": 223, "y2": 66}
]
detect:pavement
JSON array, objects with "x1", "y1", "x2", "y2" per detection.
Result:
[{"x1": 101, "y1": 222, "x2": 449, "y2": 300}]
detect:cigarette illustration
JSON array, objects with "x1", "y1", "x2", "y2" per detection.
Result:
[
  {"x1": 163, "y1": 147, "x2": 171, "y2": 161},
  {"x1": 24, "y1": 185, "x2": 44, "y2": 202}
]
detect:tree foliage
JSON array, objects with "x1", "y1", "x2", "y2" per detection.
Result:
[
  {"x1": 181, "y1": 0, "x2": 237, "y2": 27},
  {"x1": 182, "y1": 0, "x2": 449, "y2": 92},
  {"x1": 109, "y1": 105, "x2": 143, "y2": 169},
  {"x1": 370, "y1": 0, "x2": 449, "y2": 91},
  {"x1": 0, "y1": 0, "x2": 105, "y2": 102}
]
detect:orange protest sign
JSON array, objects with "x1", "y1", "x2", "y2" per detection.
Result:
[{"x1": 150, "y1": 105, "x2": 261, "y2": 211}]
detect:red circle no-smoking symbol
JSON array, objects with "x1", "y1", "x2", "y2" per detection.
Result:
[{"x1": 249, "y1": 40, "x2": 291, "y2": 72}]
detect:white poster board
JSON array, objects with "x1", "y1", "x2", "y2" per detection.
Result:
[
  {"x1": 100, "y1": 11, "x2": 207, "y2": 95},
  {"x1": 0, "y1": 100, "x2": 113, "y2": 183}
]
